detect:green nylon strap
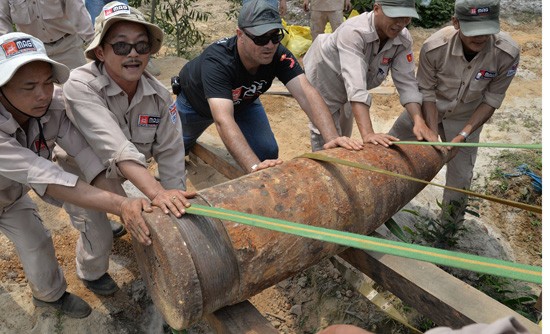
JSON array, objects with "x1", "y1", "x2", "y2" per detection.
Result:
[
  {"x1": 186, "y1": 204, "x2": 541, "y2": 284},
  {"x1": 301, "y1": 153, "x2": 542, "y2": 214},
  {"x1": 392, "y1": 141, "x2": 542, "y2": 150}
]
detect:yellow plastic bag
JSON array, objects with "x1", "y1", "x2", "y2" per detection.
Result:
[
  {"x1": 324, "y1": 9, "x2": 360, "y2": 34},
  {"x1": 281, "y1": 20, "x2": 312, "y2": 57}
]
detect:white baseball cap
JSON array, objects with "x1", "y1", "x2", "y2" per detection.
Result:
[{"x1": 0, "y1": 32, "x2": 70, "y2": 87}]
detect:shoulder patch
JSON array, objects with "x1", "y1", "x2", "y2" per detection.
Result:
[
  {"x1": 168, "y1": 101, "x2": 178, "y2": 124},
  {"x1": 506, "y1": 62, "x2": 518, "y2": 77}
]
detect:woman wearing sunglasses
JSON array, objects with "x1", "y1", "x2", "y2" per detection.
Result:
[{"x1": 175, "y1": 0, "x2": 363, "y2": 175}]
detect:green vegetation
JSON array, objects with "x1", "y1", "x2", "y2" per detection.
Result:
[
  {"x1": 474, "y1": 274, "x2": 540, "y2": 322},
  {"x1": 388, "y1": 194, "x2": 540, "y2": 323},
  {"x1": 395, "y1": 199, "x2": 477, "y2": 249},
  {"x1": 129, "y1": 0, "x2": 211, "y2": 57}
]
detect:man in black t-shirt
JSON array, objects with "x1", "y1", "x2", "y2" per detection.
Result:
[{"x1": 176, "y1": 0, "x2": 362, "y2": 174}]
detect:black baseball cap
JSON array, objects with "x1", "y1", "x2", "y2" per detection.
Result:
[{"x1": 238, "y1": 0, "x2": 284, "y2": 36}]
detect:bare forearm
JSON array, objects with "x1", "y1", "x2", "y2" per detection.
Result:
[
  {"x1": 422, "y1": 101, "x2": 439, "y2": 132},
  {"x1": 302, "y1": 98, "x2": 339, "y2": 143},
  {"x1": 351, "y1": 101, "x2": 374, "y2": 141},
  {"x1": 404, "y1": 102, "x2": 425, "y2": 126},
  {"x1": 118, "y1": 160, "x2": 164, "y2": 200},
  {"x1": 46, "y1": 180, "x2": 127, "y2": 216},
  {"x1": 291, "y1": 76, "x2": 339, "y2": 142},
  {"x1": 460, "y1": 103, "x2": 495, "y2": 135},
  {"x1": 216, "y1": 121, "x2": 260, "y2": 172}
]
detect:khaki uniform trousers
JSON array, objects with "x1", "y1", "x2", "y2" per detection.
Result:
[
  {"x1": 44, "y1": 34, "x2": 87, "y2": 70},
  {"x1": 0, "y1": 195, "x2": 67, "y2": 302},
  {"x1": 389, "y1": 110, "x2": 480, "y2": 211},
  {"x1": 310, "y1": 10, "x2": 343, "y2": 41},
  {"x1": 54, "y1": 148, "x2": 113, "y2": 281}
]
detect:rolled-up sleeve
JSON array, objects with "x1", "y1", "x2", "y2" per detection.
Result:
[{"x1": 0, "y1": 134, "x2": 78, "y2": 197}]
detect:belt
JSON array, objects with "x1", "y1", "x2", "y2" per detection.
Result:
[{"x1": 44, "y1": 33, "x2": 71, "y2": 45}]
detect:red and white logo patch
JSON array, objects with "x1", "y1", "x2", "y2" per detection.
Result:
[
  {"x1": 1, "y1": 38, "x2": 36, "y2": 58},
  {"x1": 103, "y1": 3, "x2": 130, "y2": 17},
  {"x1": 138, "y1": 115, "x2": 160, "y2": 127}
]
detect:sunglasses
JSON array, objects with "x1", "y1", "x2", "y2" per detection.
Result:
[
  {"x1": 106, "y1": 41, "x2": 152, "y2": 56},
  {"x1": 243, "y1": 29, "x2": 284, "y2": 46}
]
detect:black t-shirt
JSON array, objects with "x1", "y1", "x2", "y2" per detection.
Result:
[{"x1": 179, "y1": 36, "x2": 303, "y2": 118}]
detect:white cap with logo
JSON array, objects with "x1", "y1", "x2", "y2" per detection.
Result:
[{"x1": 0, "y1": 32, "x2": 70, "y2": 87}]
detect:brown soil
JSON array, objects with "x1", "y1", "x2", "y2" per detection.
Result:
[{"x1": 0, "y1": 1, "x2": 542, "y2": 333}]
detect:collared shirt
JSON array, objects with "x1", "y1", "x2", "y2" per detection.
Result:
[
  {"x1": 0, "y1": 86, "x2": 104, "y2": 210},
  {"x1": 304, "y1": 11, "x2": 422, "y2": 110},
  {"x1": 0, "y1": 0, "x2": 94, "y2": 44},
  {"x1": 417, "y1": 25, "x2": 520, "y2": 123},
  {"x1": 63, "y1": 62, "x2": 186, "y2": 191}
]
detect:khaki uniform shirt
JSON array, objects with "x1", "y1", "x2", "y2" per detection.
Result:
[
  {"x1": 0, "y1": 86, "x2": 104, "y2": 210},
  {"x1": 63, "y1": 62, "x2": 186, "y2": 191},
  {"x1": 0, "y1": 0, "x2": 94, "y2": 44},
  {"x1": 304, "y1": 11, "x2": 422, "y2": 112},
  {"x1": 310, "y1": 0, "x2": 344, "y2": 11},
  {"x1": 418, "y1": 26, "x2": 520, "y2": 136}
]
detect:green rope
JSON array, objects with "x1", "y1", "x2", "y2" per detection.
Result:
[
  {"x1": 186, "y1": 205, "x2": 541, "y2": 284},
  {"x1": 301, "y1": 153, "x2": 542, "y2": 214},
  {"x1": 392, "y1": 141, "x2": 542, "y2": 150}
]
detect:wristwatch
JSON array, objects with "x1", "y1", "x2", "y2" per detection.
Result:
[{"x1": 458, "y1": 131, "x2": 469, "y2": 139}]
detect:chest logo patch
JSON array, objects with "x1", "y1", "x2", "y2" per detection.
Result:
[
  {"x1": 475, "y1": 69, "x2": 497, "y2": 80},
  {"x1": 138, "y1": 115, "x2": 161, "y2": 127},
  {"x1": 381, "y1": 57, "x2": 392, "y2": 65}
]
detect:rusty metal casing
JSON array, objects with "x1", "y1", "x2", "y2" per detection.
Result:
[{"x1": 132, "y1": 145, "x2": 444, "y2": 329}]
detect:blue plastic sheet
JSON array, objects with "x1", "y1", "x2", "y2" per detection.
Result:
[{"x1": 504, "y1": 163, "x2": 542, "y2": 194}]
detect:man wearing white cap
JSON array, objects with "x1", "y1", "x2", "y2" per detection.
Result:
[
  {"x1": 0, "y1": 0, "x2": 94, "y2": 69},
  {"x1": 389, "y1": 0, "x2": 520, "y2": 219},
  {"x1": 304, "y1": 0, "x2": 437, "y2": 152},
  {"x1": 62, "y1": 2, "x2": 194, "y2": 295},
  {"x1": 0, "y1": 32, "x2": 153, "y2": 318}
]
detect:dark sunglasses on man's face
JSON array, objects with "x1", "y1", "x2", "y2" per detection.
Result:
[
  {"x1": 107, "y1": 41, "x2": 152, "y2": 56},
  {"x1": 244, "y1": 29, "x2": 284, "y2": 46}
]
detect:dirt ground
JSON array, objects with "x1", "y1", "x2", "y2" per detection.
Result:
[{"x1": 0, "y1": 1, "x2": 542, "y2": 333}]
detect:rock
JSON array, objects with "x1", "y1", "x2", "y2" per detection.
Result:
[{"x1": 290, "y1": 304, "x2": 302, "y2": 316}]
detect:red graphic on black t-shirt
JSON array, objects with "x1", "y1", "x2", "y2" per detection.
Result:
[{"x1": 280, "y1": 54, "x2": 295, "y2": 69}]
